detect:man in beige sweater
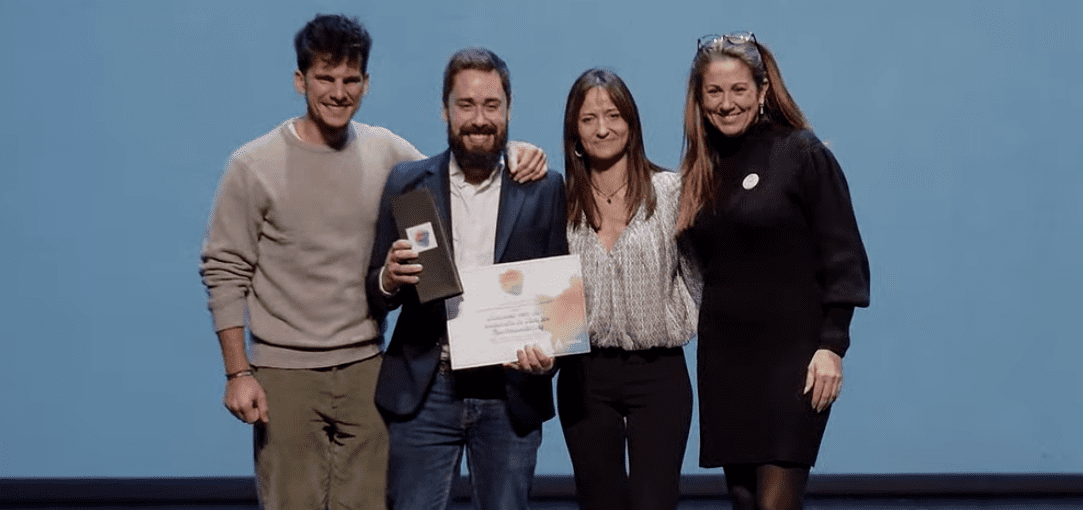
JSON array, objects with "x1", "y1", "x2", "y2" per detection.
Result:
[{"x1": 199, "y1": 14, "x2": 544, "y2": 510}]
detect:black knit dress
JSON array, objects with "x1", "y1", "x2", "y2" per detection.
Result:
[{"x1": 683, "y1": 123, "x2": 870, "y2": 467}]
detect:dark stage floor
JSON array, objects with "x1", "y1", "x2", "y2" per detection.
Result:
[
  {"x1": 5, "y1": 499, "x2": 1083, "y2": 510},
  {"x1": 4, "y1": 475, "x2": 1081, "y2": 509}
]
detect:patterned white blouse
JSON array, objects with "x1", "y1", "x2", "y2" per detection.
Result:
[{"x1": 567, "y1": 170, "x2": 699, "y2": 350}]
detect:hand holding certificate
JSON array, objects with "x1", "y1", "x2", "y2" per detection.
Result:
[{"x1": 446, "y1": 254, "x2": 590, "y2": 370}]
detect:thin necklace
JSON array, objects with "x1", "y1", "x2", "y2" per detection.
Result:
[{"x1": 590, "y1": 179, "x2": 628, "y2": 204}]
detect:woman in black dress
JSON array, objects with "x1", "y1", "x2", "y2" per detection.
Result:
[{"x1": 677, "y1": 33, "x2": 871, "y2": 510}]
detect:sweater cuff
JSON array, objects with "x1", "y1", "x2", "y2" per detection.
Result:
[
  {"x1": 211, "y1": 300, "x2": 247, "y2": 333},
  {"x1": 819, "y1": 306, "x2": 854, "y2": 357}
]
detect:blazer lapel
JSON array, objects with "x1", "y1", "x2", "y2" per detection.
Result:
[
  {"x1": 428, "y1": 151, "x2": 455, "y2": 257},
  {"x1": 494, "y1": 166, "x2": 525, "y2": 263}
]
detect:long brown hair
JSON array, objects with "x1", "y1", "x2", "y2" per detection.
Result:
[
  {"x1": 564, "y1": 68, "x2": 661, "y2": 230},
  {"x1": 677, "y1": 38, "x2": 810, "y2": 231}
]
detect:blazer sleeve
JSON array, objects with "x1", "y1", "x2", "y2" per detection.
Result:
[
  {"x1": 546, "y1": 172, "x2": 570, "y2": 257},
  {"x1": 503, "y1": 171, "x2": 568, "y2": 432},
  {"x1": 796, "y1": 131, "x2": 871, "y2": 356}
]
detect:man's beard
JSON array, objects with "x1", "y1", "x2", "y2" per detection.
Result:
[{"x1": 448, "y1": 122, "x2": 507, "y2": 173}]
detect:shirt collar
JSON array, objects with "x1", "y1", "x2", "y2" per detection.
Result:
[{"x1": 449, "y1": 151, "x2": 505, "y2": 191}]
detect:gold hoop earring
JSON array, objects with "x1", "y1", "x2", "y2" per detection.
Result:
[{"x1": 573, "y1": 142, "x2": 584, "y2": 158}]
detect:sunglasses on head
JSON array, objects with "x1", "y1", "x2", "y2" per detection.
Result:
[
  {"x1": 696, "y1": 32, "x2": 765, "y2": 75},
  {"x1": 697, "y1": 32, "x2": 757, "y2": 52}
]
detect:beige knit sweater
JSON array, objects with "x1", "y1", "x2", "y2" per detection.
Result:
[{"x1": 200, "y1": 119, "x2": 423, "y2": 368}]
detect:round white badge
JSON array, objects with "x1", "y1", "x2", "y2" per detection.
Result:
[{"x1": 742, "y1": 173, "x2": 760, "y2": 190}]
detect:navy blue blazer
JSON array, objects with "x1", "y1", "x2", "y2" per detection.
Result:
[{"x1": 366, "y1": 149, "x2": 569, "y2": 434}]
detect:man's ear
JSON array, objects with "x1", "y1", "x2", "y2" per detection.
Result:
[
  {"x1": 293, "y1": 69, "x2": 306, "y2": 96},
  {"x1": 361, "y1": 74, "x2": 370, "y2": 98}
]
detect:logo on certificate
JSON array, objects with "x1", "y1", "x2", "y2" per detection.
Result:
[
  {"x1": 499, "y1": 269, "x2": 524, "y2": 295},
  {"x1": 405, "y1": 222, "x2": 438, "y2": 253}
]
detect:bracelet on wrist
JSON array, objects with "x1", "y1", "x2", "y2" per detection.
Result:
[{"x1": 226, "y1": 369, "x2": 253, "y2": 380}]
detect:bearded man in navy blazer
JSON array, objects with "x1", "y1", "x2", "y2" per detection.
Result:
[{"x1": 366, "y1": 47, "x2": 568, "y2": 510}]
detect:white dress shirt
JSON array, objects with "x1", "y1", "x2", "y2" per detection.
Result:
[
  {"x1": 443, "y1": 153, "x2": 504, "y2": 358},
  {"x1": 448, "y1": 153, "x2": 503, "y2": 270}
]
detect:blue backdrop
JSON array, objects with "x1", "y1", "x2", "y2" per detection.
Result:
[{"x1": 1, "y1": 0, "x2": 1081, "y2": 477}]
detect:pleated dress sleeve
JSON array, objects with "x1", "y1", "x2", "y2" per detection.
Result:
[{"x1": 793, "y1": 130, "x2": 871, "y2": 356}]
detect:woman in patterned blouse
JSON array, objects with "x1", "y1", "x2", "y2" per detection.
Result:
[{"x1": 557, "y1": 68, "x2": 699, "y2": 510}]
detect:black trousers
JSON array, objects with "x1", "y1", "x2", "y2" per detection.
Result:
[{"x1": 557, "y1": 347, "x2": 693, "y2": 510}]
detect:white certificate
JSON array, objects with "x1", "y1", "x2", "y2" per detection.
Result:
[{"x1": 446, "y1": 254, "x2": 590, "y2": 370}]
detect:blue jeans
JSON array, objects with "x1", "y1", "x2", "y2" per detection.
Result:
[{"x1": 386, "y1": 371, "x2": 542, "y2": 510}]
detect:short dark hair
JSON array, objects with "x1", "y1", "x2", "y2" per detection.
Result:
[
  {"x1": 442, "y1": 47, "x2": 511, "y2": 108},
  {"x1": 294, "y1": 14, "x2": 373, "y2": 75}
]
